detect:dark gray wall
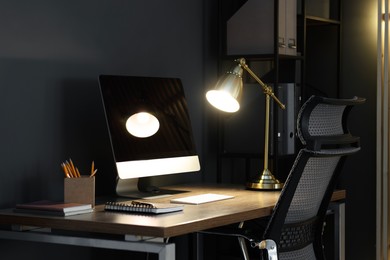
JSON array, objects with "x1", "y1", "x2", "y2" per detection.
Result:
[
  {"x1": 340, "y1": 0, "x2": 377, "y2": 259},
  {"x1": 0, "y1": 1, "x2": 204, "y2": 259},
  {"x1": 0, "y1": 0, "x2": 205, "y2": 201}
]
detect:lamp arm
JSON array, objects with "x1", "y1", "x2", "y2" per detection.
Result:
[{"x1": 238, "y1": 58, "x2": 286, "y2": 110}]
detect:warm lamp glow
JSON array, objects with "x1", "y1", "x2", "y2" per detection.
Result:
[
  {"x1": 206, "y1": 90, "x2": 240, "y2": 112},
  {"x1": 206, "y1": 63, "x2": 244, "y2": 113},
  {"x1": 126, "y1": 112, "x2": 160, "y2": 138}
]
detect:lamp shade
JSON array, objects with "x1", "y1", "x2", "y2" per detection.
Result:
[{"x1": 206, "y1": 64, "x2": 243, "y2": 113}]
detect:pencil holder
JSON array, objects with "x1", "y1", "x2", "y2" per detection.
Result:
[{"x1": 64, "y1": 176, "x2": 95, "y2": 207}]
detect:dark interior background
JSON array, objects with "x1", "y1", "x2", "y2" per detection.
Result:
[{"x1": 0, "y1": 0, "x2": 377, "y2": 259}]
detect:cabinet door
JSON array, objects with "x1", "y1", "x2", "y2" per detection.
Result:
[
  {"x1": 278, "y1": 0, "x2": 286, "y2": 54},
  {"x1": 226, "y1": 0, "x2": 274, "y2": 55},
  {"x1": 285, "y1": 0, "x2": 297, "y2": 55},
  {"x1": 226, "y1": 0, "x2": 296, "y2": 56}
]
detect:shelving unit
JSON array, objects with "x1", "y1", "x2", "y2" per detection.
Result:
[
  {"x1": 303, "y1": 2, "x2": 342, "y2": 98},
  {"x1": 213, "y1": 0, "x2": 342, "y2": 184}
]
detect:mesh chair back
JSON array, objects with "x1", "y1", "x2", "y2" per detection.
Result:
[{"x1": 263, "y1": 95, "x2": 365, "y2": 260}]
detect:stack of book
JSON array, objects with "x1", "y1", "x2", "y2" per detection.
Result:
[{"x1": 14, "y1": 200, "x2": 93, "y2": 216}]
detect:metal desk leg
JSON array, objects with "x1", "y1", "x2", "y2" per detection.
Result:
[
  {"x1": 195, "y1": 232, "x2": 204, "y2": 260},
  {"x1": 156, "y1": 243, "x2": 175, "y2": 260},
  {"x1": 329, "y1": 202, "x2": 345, "y2": 260},
  {"x1": 0, "y1": 229, "x2": 175, "y2": 260}
]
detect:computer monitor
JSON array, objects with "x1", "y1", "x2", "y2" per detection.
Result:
[{"x1": 98, "y1": 75, "x2": 201, "y2": 198}]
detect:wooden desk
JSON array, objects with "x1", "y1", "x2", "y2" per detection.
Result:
[{"x1": 0, "y1": 184, "x2": 346, "y2": 260}]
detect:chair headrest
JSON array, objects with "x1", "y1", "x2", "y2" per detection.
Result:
[{"x1": 296, "y1": 95, "x2": 365, "y2": 150}]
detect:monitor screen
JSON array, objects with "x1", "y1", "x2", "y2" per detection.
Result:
[{"x1": 98, "y1": 75, "x2": 200, "y2": 197}]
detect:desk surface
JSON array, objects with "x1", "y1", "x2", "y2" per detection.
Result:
[{"x1": 0, "y1": 184, "x2": 345, "y2": 238}]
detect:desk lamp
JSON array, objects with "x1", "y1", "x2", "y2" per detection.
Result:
[{"x1": 206, "y1": 58, "x2": 285, "y2": 190}]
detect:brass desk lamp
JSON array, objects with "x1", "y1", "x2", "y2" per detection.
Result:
[{"x1": 206, "y1": 58, "x2": 285, "y2": 190}]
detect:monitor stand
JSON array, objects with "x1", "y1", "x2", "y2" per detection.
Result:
[{"x1": 115, "y1": 178, "x2": 188, "y2": 199}]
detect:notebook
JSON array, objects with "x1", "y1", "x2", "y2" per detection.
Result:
[
  {"x1": 104, "y1": 200, "x2": 184, "y2": 214},
  {"x1": 170, "y1": 193, "x2": 234, "y2": 205},
  {"x1": 14, "y1": 200, "x2": 93, "y2": 216}
]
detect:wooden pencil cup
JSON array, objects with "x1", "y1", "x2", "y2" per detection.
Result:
[{"x1": 64, "y1": 176, "x2": 95, "y2": 207}]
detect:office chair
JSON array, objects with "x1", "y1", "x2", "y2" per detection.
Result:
[{"x1": 200, "y1": 95, "x2": 365, "y2": 260}]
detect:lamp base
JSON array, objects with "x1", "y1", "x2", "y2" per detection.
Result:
[{"x1": 246, "y1": 169, "x2": 283, "y2": 190}]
